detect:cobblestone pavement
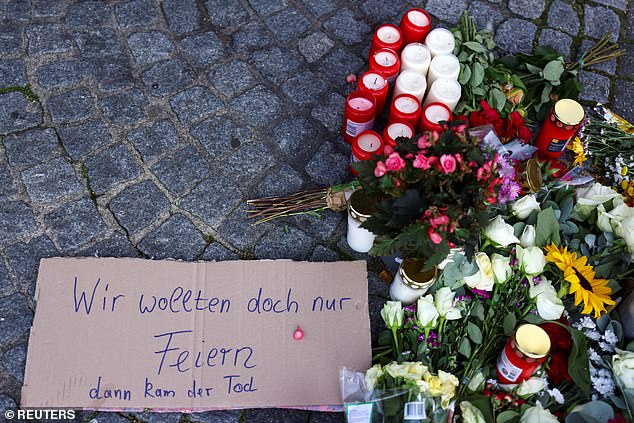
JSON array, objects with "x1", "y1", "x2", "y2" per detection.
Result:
[{"x1": 0, "y1": 0, "x2": 631, "y2": 421}]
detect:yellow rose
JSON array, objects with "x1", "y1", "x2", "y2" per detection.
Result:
[{"x1": 426, "y1": 375, "x2": 443, "y2": 396}]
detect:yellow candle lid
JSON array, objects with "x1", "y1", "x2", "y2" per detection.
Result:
[
  {"x1": 554, "y1": 99, "x2": 584, "y2": 126},
  {"x1": 515, "y1": 324, "x2": 551, "y2": 358}
]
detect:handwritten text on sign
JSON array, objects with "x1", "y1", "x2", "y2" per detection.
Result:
[{"x1": 22, "y1": 259, "x2": 372, "y2": 410}]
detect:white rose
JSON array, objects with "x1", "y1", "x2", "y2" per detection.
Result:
[
  {"x1": 520, "y1": 402, "x2": 559, "y2": 423},
  {"x1": 613, "y1": 348, "x2": 634, "y2": 389},
  {"x1": 463, "y1": 252, "x2": 495, "y2": 291},
  {"x1": 460, "y1": 401, "x2": 486, "y2": 423},
  {"x1": 491, "y1": 254, "x2": 512, "y2": 284},
  {"x1": 484, "y1": 216, "x2": 520, "y2": 247},
  {"x1": 516, "y1": 377, "x2": 547, "y2": 397},
  {"x1": 529, "y1": 277, "x2": 564, "y2": 321},
  {"x1": 381, "y1": 301, "x2": 404, "y2": 330},
  {"x1": 434, "y1": 287, "x2": 461, "y2": 320},
  {"x1": 417, "y1": 295, "x2": 439, "y2": 328},
  {"x1": 385, "y1": 362, "x2": 409, "y2": 379},
  {"x1": 574, "y1": 183, "x2": 623, "y2": 220},
  {"x1": 596, "y1": 204, "x2": 615, "y2": 234},
  {"x1": 517, "y1": 245, "x2": 546, "y2": 275},
  {"x1": 519, "y1": 224, "x2": 536, "y2": 247},
  {"x1": 365, "y1": 364, "x2": 383, "y2": 391},
  {"x1": 611, "y1": 204, "x2": 634, "y2": 237},
  {"x1": 511, "y1": 194, "x2": 541, "y2": 220},
  {"x1": 622, "y1": 217, "x2": 634, "y2": 259}
]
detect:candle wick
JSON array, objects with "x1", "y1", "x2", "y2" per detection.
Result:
[{"x1": 374, "y1": 77, "x2": 377, "y2": 85}]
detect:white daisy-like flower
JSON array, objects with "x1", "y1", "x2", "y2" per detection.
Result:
[{"x1": 547, "y1": 388, "x2": 565, "y2": 404}]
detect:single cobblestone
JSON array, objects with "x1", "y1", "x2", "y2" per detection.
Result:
[
  {"x1": 110, "y1": 181, "x2": 171, "y2": 234},
  {"x1": 613, "y1": 80, "x2": 634, "y2": 123},
  {"x1": 208, "y1": 61, "x2": 256, "y2": 98},
  {"x1": 73, "y1": 28, "x2": 121, "y2": 57},
  {"x1": 85, "y1": 144, "x2": 143, "y2": 195},
  {"x1": 115, "y1": 0, "x2": 160, "y2": 28},
  {"x1": 495, "y1": 19, "x2": 537, "y2": 54},
  {"x1": 547, "y1": 0, "x2": 580, "y2": 36},
  {"x1": 22, "y1": 157, "x2": 85, "y2": 203},
  {"x1": 143, "y1": 59, "x2": 194, "y2": 97},
  {"x1": 27, "y1": 23, "x2": 73, "y2": 55},
  {"x1": 282, "y1": 71, "x2": 328, "y2": 106},
  {"x1": 360, "y1": 0, "x2": 407, "y2": 22},
  {"x1": 190, "y1": 115, "x2": 252, "y2": 160},
  {"x1": 539, "y1": 29, "x2": 572, "y2": 59},
  {"x1": 311, "y1": 92, "x2": 346, "y2": 133},
  {"x1": 178, "y1": 177, "x2": 243, "y2": 226},
  {"x1": 467, "y1": 1, "x2": 505, "y2": 31},
  {"x1": 258, "y1": 164, "x2": 305, "y2": 197},
  {"x1": 300, "y1": 0, "x2": 337, "y2": 17},
  {"x1": 169, "y1": 86, "x2": 223, "y2": 125},
  {"x1": 217, "y1": 203, "x2": 268, "y2": 250},
  {"x1": 81, "y1": 54, "x2": 134, "y2": 92},
  {"x1": 0, "y1": 60, "x2": 27, "y2": 87},
  {"x1": 204, "y1": 0, "x2": 249, "y2": 29},
  {"x1": 0, "y1": 22, "x2": 23, "y2": 54},
  {"x1": 5, "y1": 236, "x2": 59, "y2": 297},
  {"x1": 137, "y1": 214, "x2": 207, "y2": 260},
  {"x1": 59, "y1": 120, "x2": 112, "y2": 160},
  {"x1": 584, "y1": 5, "x2": 620, "y2": 40},
  {"x1": 151, "y1": 146, "x2": 210, "y2": 196},
  {"x1": 33, "y1": 1, "x2": 66, "y2": 17},
  {"x1": 252, "y1": 47, "x2": 301, "y2": 85},
  {"x1": 36, "y1": 60, "x2": 81, "y2": 89},
  {"x1": 265, "y1": 8, "x2": 311, "y2": 42},
  {"x1": 231, "y1": 22, "x2": 272, "y2": 53},
  {"x1": 248, "y1": 0, "x2": 288, "y2": 17},
  {"x1": 0, "y1": 165, "x2": 16, "y2": 200},
  {"x1": 162, "y1": 0, "x2": 201, "y2": 34},
  {"x1": 6, "y1": 0, "x2": 30, "y2": 21},
  {"x1": 0, "y1": 92, "x2": 42, "y2": 135},
  {"x1": 2, "y1": 342, "x2": 26, "y2": 382},
  {"x1": 65, "y1": 1, "x2": 112, "y2": 28},
  {"x1": 0, "y1": 294, "x2": 32, "y2": 344},
  {"x1": 127, "y1": 32, "x2": 174, "y2": 64},
  {"x1": 230, "y1": 85, "x2": 282, "y2": 127},
  {"x1": 99, "y1": 88, "x2": 147, "y2": 124},
  {"x1": 299, "y1": 32, "x2": 334, "y2": 63},
  {"x1": 272, "y1": 116, "x2": 319, "y2": 158},
  {"x1": 324, "y1": 9, "x2": 372, "y2": 46},
  {"x1": 202, "y1": 243, "x2": 240, "y2": 261},
  {"x1": 181, "y1": 32, "x2": 225, "y2": 68},
  {"x1": 127, "y1": 120, "x2": 179, "y2": 162},
  {"x1": 426, "y1": 0, "x2": 469, "y2": 24},
  {"x1": 305, "y1": 142, "x2": 349, "y2": 186},
  {"x1": 317, "y1": 48, "x2": 364, "y2": 87},
  {"x1": 594, "y1": 0, "x2": 627, "y2": 11},
  {"x1": 218, "y1": 142, "x2": 275, "y2": 186},
  {"x1": 254, "y1": 225, "x2": 314, "y2": 260},
  {"x1": 80, "y1": 231, "x2": 140, "y2": 258},
  {"x1": 310, "y1": 245, "x2": 340, "y2": 262},
  {"x1": 3, "y1": 128, "x2": 59, "y2": 167},
  {"x1": 44, "y1": 198, "x2": 107, "y2": 252},
  {"x1": 0, "y1": 202, "x2": 35, "y2": 243},
  {"x1": 48, "y1": 88, "x2": 94, "y2": 124},
  {"x1": 509, "y1": 0, "x2": 545, "y2": 19}
]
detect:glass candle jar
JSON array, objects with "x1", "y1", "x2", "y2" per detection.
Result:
[
  {"x1": 343, "y1": 91, "x2": 376, "y2": 144},
  {"x1": 383, "y1": 122, "x2": 415, "y2": 147},
  {"x1": 497, "y1": 324, "x2": 551, "y2": 384},
  {"x1": 393, "y1": 70, "x2": 427, "y2": 103},
  {"x1": 400, "y1": 43, "x2": 431, "y2": 75},
  {"x1": 346, "y1": 190, "x2": 376, "y2": 253},
  {"x1": 389, "y1": 258, "x2": 437, "y2": 305},
  {"x1": 370, "y1": 24, "x2": 403, "y2": 56},
  {"x1": 388, "y1": 94, "x2": 422, "y2": 129},
  {"x1": 534, "y1": 99, "x2": 585, "y2": 159},
  {"x1": 399, "y1": 8, "x2": 431, "y2": 45},
  {"x1": 358, "y1": 72, "x2": 389, "y2": 117},
  {"x1": 427, "y1": 54, "x2": 460, "y2": 86},
  {"x1": 369, "y1": 48, "x2": 400, "y2": 86},
  {"x1": 424, "y1": 28, "x2": 455, "y2": 57},
  {"x1": 350, "y1": 130, "x2": 384, "y2": 175},
  {"x1": 420, "y1": 102, "x2": 452, "y2": 132}
]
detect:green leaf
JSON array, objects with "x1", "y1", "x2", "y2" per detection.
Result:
[
  {"x1": 459, "y1": 64, "x2": 472, "y2": 85},
  {"x1": 569, "y1": 328, "x2": 592, "y2": 398},
  {"x1": 523, "y1": 314, "x2": 545, "y2": 324},
  {"x1": 470, "y1": 62, "x2": 485, "y2": 88},
  {"x1": 540, "y1": 84, "x2": 553, "y2": 105},
  {"x1": 535, "y1": 207, "x2": 561, "y2": 247},
  {"x1": 490, "y1": 88, "x2": 507, "y2": 111},
  {"x1": 559, "y1": 195, "x2": 574, "y2": 222},
  {"x1": 467, "y1": 322, "x2": 483, "y2": 344},
  {"x1": 543, "y1": 59, "x2": 565, "y2": 83},
  {"x1": 463, "y1": 41, "x2": 486, "y2": 53},
  {"x1": 497, "y1": 410, "x2": 520, "y2": 423},
  {"x1": 503, "y1": 313, "x2": 517, "y2": 335},
  {"x1": 525, "y1": 63, "x2": 543, "y2": 74},
  {"x1": 471, "y1": 301, "x2": 485, "y2": 321},
  {"x1": 458, "y1": 337, "x2": 472, "y2": 357}
]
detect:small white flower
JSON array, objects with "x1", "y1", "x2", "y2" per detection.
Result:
[
  {"x1": 547, "y1": 388, "x2": 565, "y2": 404},
  {"x1": 591, "y1": 373, "x2": 615, "y2": 397},
  {"x1": 603, "y1": 329, "x2": 618, "y2": 345},
  {"x1": 584, "y1": 330, "x2": 601, "y2": 341},
  {"x1": 588, "y1": 348, "x2": 602, "y2": 364},
  {"x1": 581, "y1": 316, "x2": 597, "y2": 329},
  {"x1": 599, "y1": 341, "x2": 615, "y2": 353},
  {"x1": 486, "y1": 378, "x2": 498, "y2": 387}
]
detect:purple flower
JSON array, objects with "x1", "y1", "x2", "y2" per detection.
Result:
[
  {"x1": 471, "y1": 289, "x2": 491, "y2": 299},
  {"x1": 404, "y1": 304, "x2": 417, "y2": 313},
  {"x1": 418, "y1": 334, "x2": 426, "y2": 342}
]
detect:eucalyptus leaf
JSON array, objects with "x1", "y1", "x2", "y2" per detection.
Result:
[
  {"x1": 523, "y1": 313, "x2": 545, "y2": 324},
  {"x1": 503, "y1": 313, "x2": 517, "y2": 335},
  {"x1": 497, "y1": 410, "x2": 519, "y2": 423},
  {"x1": 467, "y1": 321, "x2": 483, "y2": 344},
  {"x1": 535, "y1": 207, "x2": 561, "y2": 247},
  {"x1": 471, "y1": 301, "x2": 485, "y2": 321},
  {"x1": 559, "y1": 195, "x2": 574, "y2": 221},
  {"x1": 525, "y1": 63, "x2": 543, "y2": 74},
  {"x1": 543, "y1": 59, "x2": 565, "y2": 83},
  {"x1": 513, "y1": 222, "x2": 526, "y2": 238},
  {"x1": 490, "y1": 88, "x2": 507, "y2": 111},
  {"x1": 459, "y1": 337, "x2": 472, "y2": 357},
  {"x1": 541, "y1": 84, "x2": 553, "y2": 105}
]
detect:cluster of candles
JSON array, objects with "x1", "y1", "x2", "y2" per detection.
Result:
[{"x1": 343, "y1": 8, "x2": 461, "y2": 175}]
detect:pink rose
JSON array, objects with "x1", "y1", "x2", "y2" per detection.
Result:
[
  {"x1": 374, "y1": 161, "x2": 387, "y2": 177},
  {"x1": 413, "y1": 153, "x2": 431, "y2": 170},
  {"x1": 440, "y1": 154, "x2": 457, "y2": 174},
  {"x1": 417, "y1": 135, "x2": 430, "y2": 149},
  {"x1": 384, "y1": 145, "x2": 394, "y2": 156},
  {"x1": 430, "y1": 215, "x2": 449, "y2": 227},
  {"x1": 385, "y1": 153, "x2": 406, "y2": 172},
  {"x1": 427, "y1": 228, "x2": 442, "y2": 244}
]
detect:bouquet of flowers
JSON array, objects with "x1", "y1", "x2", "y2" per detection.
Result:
[{"x1": 354, "y1": 121, "x2": 510, "y2": 268}]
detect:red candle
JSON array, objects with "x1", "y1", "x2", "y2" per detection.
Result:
[
  {"x1": 358, "y1": 72, "x2": 388, "y2": 117},
  {"x1": 399, "y1": 8, "x2": 431, "y2": 45},
  {"x1": 497, "y1": 324, "x2": 550, "y2": 384},
  {"x1": 383, "y1": 122, "x2": 415, "y2": 147},
  {"x1": 388, "y1": 94, "x2": 421, "y2": 129},
  {"x1": 370, "y1": 24, "x2": 403, "y2": 56},
  {"x1": 351, "y1": 130, "x2": 384, "y2": 175},
  {"x1": 534, "y1": 99, "x2": 584, "y2": 159},
  {"x1": 420, "y1": 102, "x2": 452, "y2": 132},
  {"x1": 369, "y1": 48, "x2": 400, "y2": 86},
  {"x1": 343, "y1": 91, "x2": 376, "y2": 144}
]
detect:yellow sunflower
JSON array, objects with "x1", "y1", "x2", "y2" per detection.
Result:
[
  {"x1": 566, "y1": 137, "x2": 587, "y2": 167},
  {"x1": 544, "y1": 244, "x2": 615, "y2": 318}
]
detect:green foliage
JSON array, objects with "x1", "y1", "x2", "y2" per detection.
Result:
[{"x1": 0, "y1": 84, "x2": 38, "y2": 102}]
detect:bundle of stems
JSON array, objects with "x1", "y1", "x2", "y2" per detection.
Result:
[
  {"x1": 583, "y1": 119, "x2": 634, "y2": 163},
  {"x1": 569, "y1": 33, "x2": 625, "y2": 72},
  {"x1": 247, "y1": 181, "x2": 359, "y2": 224}
]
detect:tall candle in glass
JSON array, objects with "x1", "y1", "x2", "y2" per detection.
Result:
[
  {"x1": 497, "y1": 324, "x2": 551, "y2": 384},
  {"x1": 420, "y1": 102, "x2": 452, "y2": 132},
  {"x1": 343, "y1": 91, "x2": 376, "y2": 144},
  {"x1": 427, "y1": 54, "x2": 460, "y2": 86},
  {"x1": 347, "y1": 189, "x2": 376, "y2": 253},
  {"x1": 389, "y1": 258, "x2": 437, "y2": 305},
  {"x1": 388, "y1": 94, "x2": 422, "y2": 129},
  {"x1": 400, "y1": 43, "x2": 431, "y2": 75},
  {"x1": 423, "y1": 78, "x2": 461, "y2": 111}
]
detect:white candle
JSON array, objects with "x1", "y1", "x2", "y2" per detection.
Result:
[
  {"x1": 347, "y1": 213, "x2": 375, "y2": 252},
  {"x1": 424, "y1": 78, "x2": 461, "y2": 111},
  {"x1": 374, "y1": 50, "x2": 397, "y2": 67},
  {"x1": 425, "y1": 103, "x2": 451, "y2": 124},
  {"x1": 348, "y1": 97, "x2": 374, "y2": 111},
  {"x1": 393, "y1": 70, "x2": 426, "y2": 102},
  {"x1": 357, "y1": 132, "x2": 382, "y2": 153},
  {"x1": 377, "y1": 26, "x2": 401, "y2": 44},
  {"x1": 394, "y1": 95, "x2": 420, "y2": 114},
  {"x1": 362, "y1": 73, "x2": 387, "y2": 90},
  {"x1": 400, "y1": 43, "x2": 431, "y2": 75},
  {"x1": 425, "y1": 28, "x2": 455, "y2": 57},
  {"x1": 427, "y1": 54, "x2": 460, "y2": 85},
  {"x1": 407, "y1": 9, "x2": 430, "y2": 27},
  {"x1": 389, "y1": 271, "x2": 430, "y2": 305},
  {"x1": 387, "y1": 122, "x2": 414, "y2": 140}
]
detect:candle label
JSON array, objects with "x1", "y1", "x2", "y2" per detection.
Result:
[
  {"x1": 496, "y1": 348, "x2": 522, "y2": 382},
  {"x1": 345, "y1": 118, "x2": 374, "y2": 137}
]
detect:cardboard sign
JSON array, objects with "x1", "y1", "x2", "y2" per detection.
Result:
[{"x1": 21, "y1": 258, "x2": 371, "y2": 410}]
